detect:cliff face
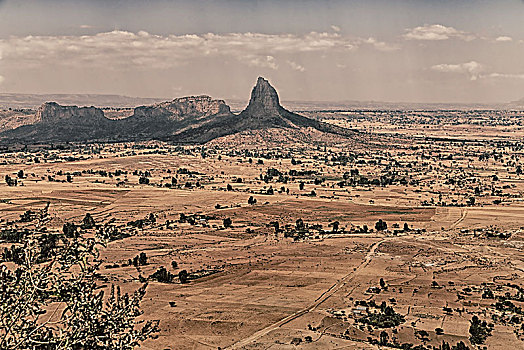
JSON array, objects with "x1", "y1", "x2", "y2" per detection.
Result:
[
  {"x1": 244, "y1": 77, "x2": 281, "y2": 116},
  {"x1": 36, "y1": 102, "x2": 106, "y2": 124},
  {"x1": 236, "y1": 77, "x2": 313, "y2": 128},
  {"x1": 157, "y1": 96, "x2": 231, "y2": 120},
  {"x1": 1, "y1": 102, "x2": 113, "y2": 143},
  {"x1": 132, "y1": 96, "x2": 231, "y2": 121}
]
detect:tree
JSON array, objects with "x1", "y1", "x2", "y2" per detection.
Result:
[
  {"x1": 248, "y1": 196, "x2": 257, "y2": 205},
  {"x1": 178, "y1": 269, "x2": 189, "y2": 283},
  {"x1": 5, "y1": 175, "x2": 17, "y2": 186},
  {"x1": 223, "y1": 218, "x2": 232, "y2": 228},
  {"x1": 380, "y1": 278, "x2": 386, "y2": 289},
  {"x1": 296, "y1": 218, "x2": 305, "y2": 231},
  {"x1": 62, "y1": 222, "x2": 78, "y2": 238},
  {"x1": 82, "y1": 213, "x2": 96, "y2": 229},
  {"x1": 469, "y1": 315, "x2": 493, "y2": 344},
  {"x1": 138, "y1": 252, "x2": 148, "y2": 266},
  {"x1": 379, "y1": 330, "x2": 389, "y2": 345},
  {"x1": 0, "y1": 234, "x2": 158, "y2": 349},
  {"x1": 299, "y1": 182, "x2": 305, "y2": 191},
  {"x1": 329, "y1": 221, "x2": 339, "y2": 232},
  {"x1": 375, "y1": 219, "x2": 387, "y2": 231},
  {"x1": 149, "y1": 266, "x2": 174, "y2": 283}
]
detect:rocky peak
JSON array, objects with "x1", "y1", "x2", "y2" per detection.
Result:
[{"x1": 244, "y1": 77, "x2": 281, "y2": 114}]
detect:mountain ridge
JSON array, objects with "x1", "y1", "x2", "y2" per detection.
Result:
[{"x1": 0, "y1": 77, "x2": 354, "y2": 144}]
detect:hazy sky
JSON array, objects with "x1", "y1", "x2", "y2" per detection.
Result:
[{"x1": 0, "y1": 0, "x2": 523, "y2": 103}]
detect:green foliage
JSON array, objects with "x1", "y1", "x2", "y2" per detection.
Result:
[
  {"x1": 178, "y1": 269, "x2": 189, "y2": 283},
  {"x1": 81, "y1": 213, "x2": 96, "y2": 229},
  {"x1": 223, "y1": 218, "x2": 232, "y2": 228},
  {"x1": 358, "y1": 303, "x2": 405, "y2": 328},
  {"x1": 0, "y1": 234, "x2": 158, "y2": 349},
  {"x1": 62, "y1": 222, "x2": 79, "y2": 238},
  {"x1": 469, "y1": 315, "x2": 493, "y2": 344},
  {"x1": 149, "y1": 266, "x2": 175, "y2": 283},
  {"x1": 0, "y1": 228, "x2": 29, "y2": 243}
]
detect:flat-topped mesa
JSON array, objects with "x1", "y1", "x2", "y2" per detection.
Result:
[
  {"x1": 244, "y1": 77, "x2": 282, "y2": 115},
  {"x1": 133, "y1": 95, "x2": 231, "y2": 121},
  {"x1": 159, "y1": 95, "x2": 231, "y2": 118},
  {"x1": 36, "y1": 102, "x2": 105, "y2": 123}
]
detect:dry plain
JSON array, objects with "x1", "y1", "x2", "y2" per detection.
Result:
[{"x1": 1, "y1": 110, "x2": 523, "y2": 349}]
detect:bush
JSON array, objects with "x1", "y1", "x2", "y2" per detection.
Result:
[{"x1": 149, "y1": 266, "x2": 175, "y2": 283}]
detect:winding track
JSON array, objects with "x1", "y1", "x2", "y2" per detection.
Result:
[
  {"x1": 450, "y1": 207, "x2": 467, "y2": 229},
  {"x1": 226, "y1": 236, "x2": 395, "y2": 349}
]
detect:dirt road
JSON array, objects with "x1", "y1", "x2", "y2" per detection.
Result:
[{"x1": 226, "y1": 235, "x2": 393, "y2": 349}]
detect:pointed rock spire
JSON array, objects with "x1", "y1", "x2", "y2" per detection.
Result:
[{"x1": 244, "y1": 77, "x2": 282, "y2": 114}]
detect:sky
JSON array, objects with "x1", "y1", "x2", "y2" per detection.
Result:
[{"x1": 0, "y1": 0, "x2": 523, "y2": 103}]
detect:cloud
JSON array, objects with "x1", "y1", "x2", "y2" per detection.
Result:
[
  {"x1": 246, "y1": 55, "x2": 278, "y2": 70},
  {"x1": 431, "y1": 61, "x2": 524, "y2": 81},
  {"x1": 360, "y1": 37, "x2": 399, "y2": 51},
  {"x1": 484, "y1": 72, "x2": 524, "y2": 79},
  {"x1": 404, "y1": 24, "x2": 474, "y2": 41},
  {"x1": 331, "y1": 25, "x2": 341, "y2": 32},
  {"x1": 80, "y1": 24, "x2": 94, "y2": 29},
  {"x1": 0, "y1": 30, "x2": 404, "y2": 76},
  {"x1": 0, "y1": 30, "x2": 365, "y2": 72},
  {"x1": 286, "y1": 60, "x2": 305, "y2": 72},
  {"x1": 495, "y1": 36, "x2": 513, "y2": 42},
  {"x1": 431, "y1": 61, "x2": 483, "y2": 80}
]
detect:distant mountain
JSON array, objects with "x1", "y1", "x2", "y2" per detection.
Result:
[
  {"x1": 0, "y1": 77, "x2": 354, "y2": 145},
  {"x1": 0, "y1": 93, "x2": 166, "y2": 109}
]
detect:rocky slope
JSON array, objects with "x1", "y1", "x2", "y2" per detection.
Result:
[{"x1": 122, "y1": 96, "x2": 233, "y2": 139}]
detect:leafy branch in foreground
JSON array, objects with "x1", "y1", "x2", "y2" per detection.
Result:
[{"x1": 0, "y1": 233, "x2": 159, "y2": 350}]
